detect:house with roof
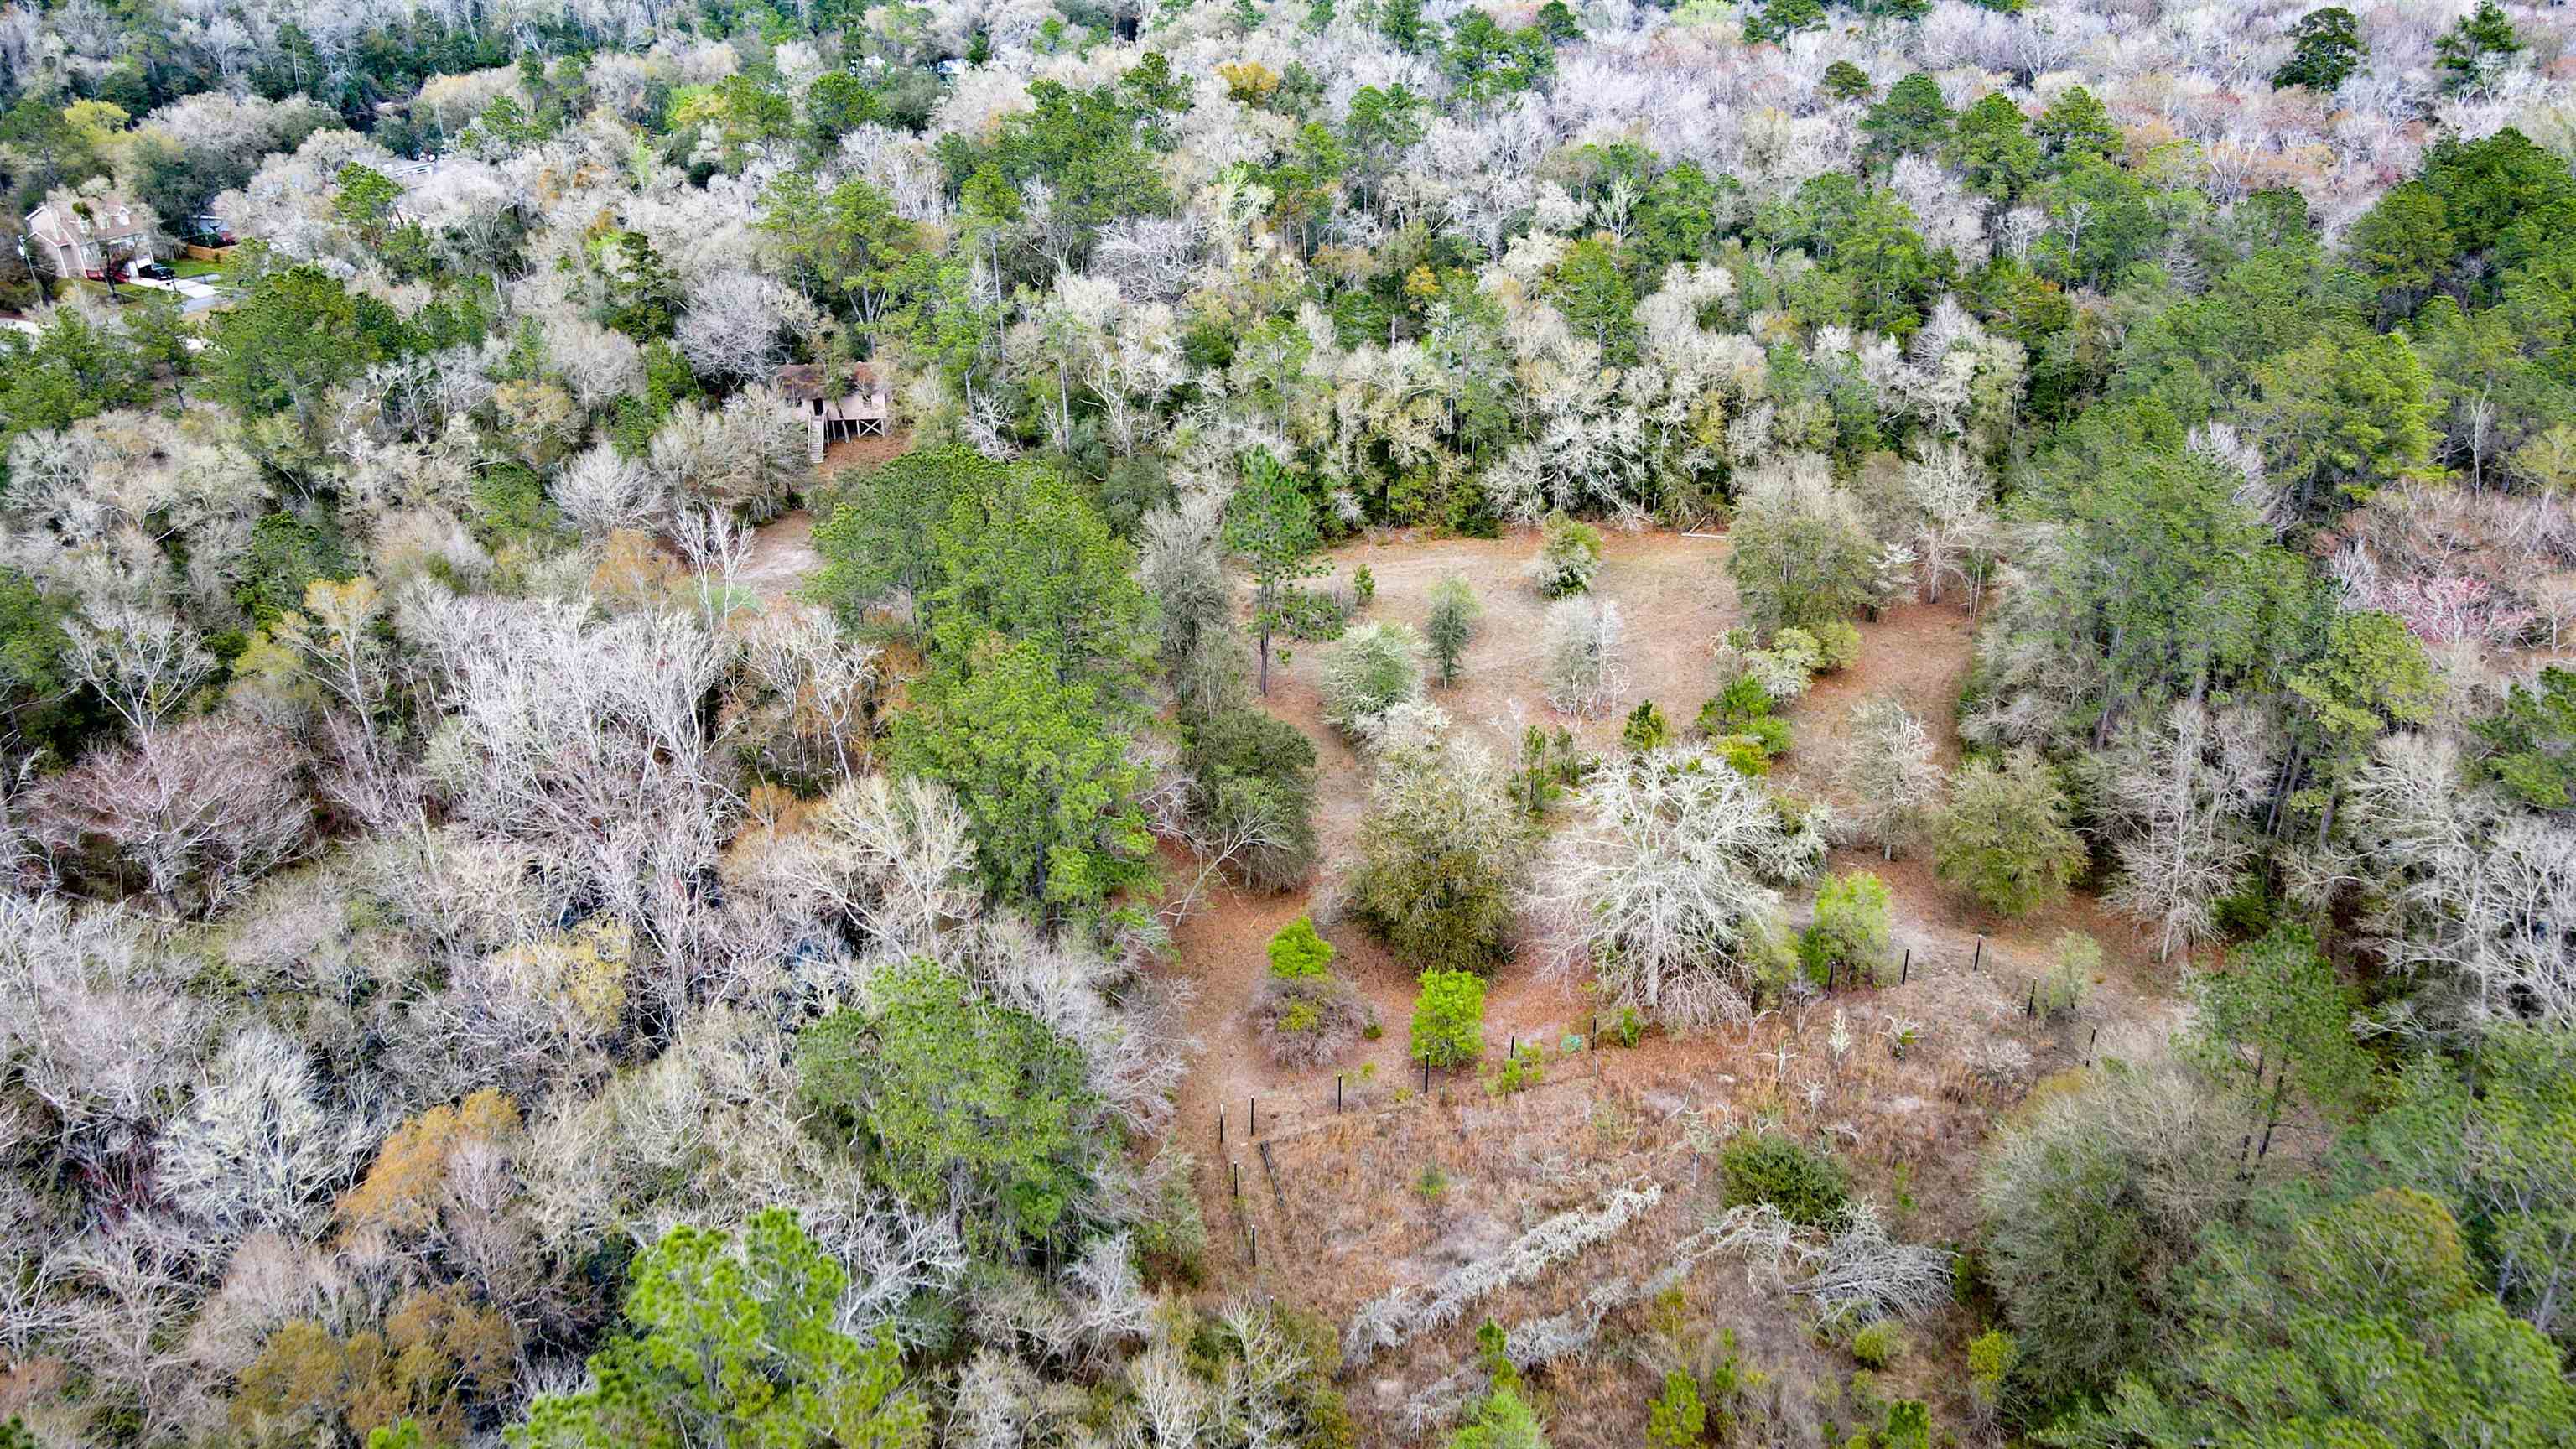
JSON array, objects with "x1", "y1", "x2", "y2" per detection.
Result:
[
  {"x1": 23, "y1": 195, "x2": 156, "y2": 280},
  {"x1": 777, "y1": 361, "x2": 892, "y2": 463}
]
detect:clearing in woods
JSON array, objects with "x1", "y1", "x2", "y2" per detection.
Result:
[
  {"x1": 1160, "y1": 525, "x2": 2185, "y2": 1443},
  {"x1": 753, "y1": 470, "x2": 2186, "y2": 1442}
]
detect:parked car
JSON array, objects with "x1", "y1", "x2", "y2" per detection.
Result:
[{"x1": 135, "y1": 260, "x2": 175, "y2": 281}]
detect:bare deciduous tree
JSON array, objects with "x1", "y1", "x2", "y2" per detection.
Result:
[
  {"x1": 34, "y1": 716, "x2": 313, "y2": 917},
  {"x1": 2100, "y1": 702, "x2": 2278, "y2": 960},
  {"x1": 1535, "y1": 750, "x2": 1827, "y2": 1026},
  {"x1": 1542, "y1": 595, "x2": 1629, "y2": 719},
  {"x1": 1834, "y1": 697, "x2": 1942, "y2": 859}
]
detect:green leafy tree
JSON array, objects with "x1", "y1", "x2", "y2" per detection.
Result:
[
  {"x1": 1860, "y1": 73, "x2": 1954, "y2": 172},
  {"x1": 1742, "y1": 0, "x2": 1825, "y2": 45},
  {"x1": 2438, "y1": 0, "x2": 2524, "y2": 95},
  {"x1": 2419, "y1": 128, "x2": 2576, "y2": 263},
  {"x1": 810, "y1": 445, "x2": 1005, "y2": 626},
  {"x1": 2058, "y1": 1190, "x2": 2575, "y2": 1448},
  {"x1": 1979, "y1": 1060, "x2": 2246, "y2": 1400},
  {"x1": 2034, "y1": 86, "x2": 2122, "y2": 170},
  {"x1": 803, "y1": 70, "x2": 881, "y2": 141},
  {"x1": 798, "y1": 959, "x2": 1098, "y2": 1245},
  {"x1": 2248, "y1": 325, "x2": 2435, "y2": 512},
  {"x1": 210, "y1": 263, "x2": 406, "y2": 448},
  {"x1": 894, "y1": 636, "x2": 1155, "y2": 914},
  {"x1": 1441, "y1": 12, "x2": 1554, "y2": 106},
  {"x1": 924, "y1": 463, "x2": 1150, "y2": 688},
  {"x1": 1932, "y1": 751, "x2": 2085, "y2": 917},
  {"x1": 1950, "y1": 91, "x2": 2040, "y2": 200},
  {"x1": 759, "y1": 174, "x2": 922, "y2": 338},
  {"x1": 595, "y1": 231, "x2": 684, "y2": 340},
  {"x1": 2187, "y1": 923, "x2": 2371, "y2": 1173},
  {"x1": 2272, "y1": 8, "x2": 2366, "y2": 92},
  {"x1": 512, "y1": 1210, "x2": 927, "y2": 1449},
  {"x1": 2345, "y1": 181, "x2": 2455, "y2": 311},
  {"x1": 2471, "y1": 664, "x2": 2576, "y2": 809},
  {"x1": 0, "y1": 307, "x2": 152, "y2": 490},
  {"x1": 1226, "y1": 449, "x2": 1334, "y2": 695},
  {"x1": 332, "y1": 163, "x2": 403, "y2": 244},
  {"x1": 2365, "y1": 1027, "x2": 2576, "y2": 1347},
  {"x1": 1426, "y1": 576, "x2": 1482, "y2": 687},
  {"x1": 1410, "y1": 969, "x2": 1486, "y2": 1067},
  {"x1": 2034, "y1": 449, "x2": 2305, "y2": 743},
  {"x1": 1187, "y1": 706, "x2": 1321, "y2": 891},
  {"x1": 1547, "y1": 236, "x2": 1639, "y2": 365},
  {"x1": 1379, "y1": 0, "x2": 1431, "y2": 51},
  {"x1": 1725, "y1": 470, "x2": 1885, "y2": 634},
  {"x1": 1821, "y1": 60, "x2": 1875, "y2": 102},
  {"x1": 2284, "y1": 609, "x2": 2440, "y2": 834}
]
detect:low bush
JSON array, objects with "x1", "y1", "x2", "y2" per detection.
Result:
[
  {"x1": 1321, "y1": 622, "x2": 1423, "y2": 735},
  {"x1": 1721, "y1": 1133, "x2": 1850, "y2": 1228},
  {"x1": 1811, "y1": 620, "x2": 1862, "y2": 672},
  {"x1": 1528, "y1": 509, "x2": 1604, "y2": 595},
  {"x1": 1802, "y1": 871, "x2": 1893, "y2": 988},
  {"x1": 1410, "y1": 969, "x2": 1486, "y2": 1068},
  {"x1": 1850, "y1": 1318, "x2": 1907, "y2": 1369},
  {"x1": 1266, "y1": 915, "x2": 1335, "y2": 979},
  {"x1": 1252, "y1": 972, "x2": 1368, "y2": 1069}
]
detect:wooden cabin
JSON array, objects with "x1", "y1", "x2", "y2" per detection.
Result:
[{"x1": 777, "y1": 361, "x2": 892, "y2": 464}]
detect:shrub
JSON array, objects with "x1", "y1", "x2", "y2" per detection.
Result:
[
  {"x1": 1802, "y1": 871, "x2": 1893, "y2": 987},
  {"x1": 1529, "y1": 509, "x2": 1605, "y2": 596},
  {"x1": 1931, "y1": 750, "x2": 2086, "y2": 917},
  {"x1": 1712, "y1": 735, "x2": 1770, "y2": 776},
  {"x1": 1704, "y1": 672, "x2": 1777, "y2": 733},
  {"x1": 1966, "y1": 1329, "x2": 2015, "y2": 1420},
  {"x1": 1646, "y1": 1368, "x2": 1706, "y2": 1447},
  {"x1": 1622, "y1": 700, "x2": 1670, "y2": 753},
  {"x1": 1850, "y1": 1319, "x2": 1907, "y2": 1369},
  {"x1": 1321, "y1": 621, "x2": 1424, "y2": 735},
  {"x1": 1811, "y1": 620, "x2": 1862, "y2": 672},
  {"x1": 1267, "y1": 915, "x2": 1335, "y2": 979},
  {"x1": 1188, "y1": 706, "x2": 1320, "y2": 891},
  {"x1": 1721, "y1": 1133, "x2": 1849, "y2": 1228},
  {"x1": 1742, "y1": 714, "x2": 1793, "y2": 758},
  {"x1": 1135, "y1": 1153, "x2": 1209, "y2": 1286},
  {"x1": 1410, "y1": 969, "x2": 1486, "y2": 1068},
  {"x1": 1353, "y1": 723, "x2": 1527, "y2": 970},
  {"x1": 2044, "y1": 931, "x2": 2097, "y2": 1020},
  {"x1": 1713, "y1": 628, "x2": 1820, "y2": 704},
  {"x1": 1878, "y1": 1399, "x2": 1931, "y2": 1449},
  {"x1": 1351, "y1": 563, "x2": 1376, "y2": 608},
  {"x1": 1253, "y1": 972, "x2": 1368, "y2": 1068},
  {"x1": 1485, "y1": 1041, "x2": 1545, "y2": 1095},
  {"x1": 1426, "y1": 576, "x2": 1481, "y2": 687}
]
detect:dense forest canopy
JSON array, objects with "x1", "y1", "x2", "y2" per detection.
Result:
[{"x1": 3, "y1": 0, "x2": 2576, "y2": 1445}]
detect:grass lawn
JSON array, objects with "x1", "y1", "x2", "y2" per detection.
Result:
[{"x1": 172, "y1": 257, "x2": 224, "y2": 279}]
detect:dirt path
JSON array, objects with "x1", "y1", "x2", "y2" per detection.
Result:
[{"x1": 738, "y1": 509, "x2": 819, "y2": 602}]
